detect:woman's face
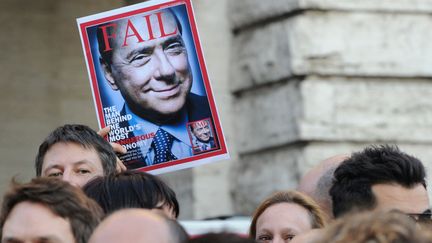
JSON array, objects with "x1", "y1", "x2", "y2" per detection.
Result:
[{"x1": 255, "y1": 203, "x2": 312, "y2": 243}]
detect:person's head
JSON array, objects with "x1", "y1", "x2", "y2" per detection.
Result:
[
  {"x1": 89, "y1": 209, "x2": 188, "y2": 243},
  {"x1": 189, "y1": 233, "x2": 257, "y2": 243},
  {"x1": 35, "y1": 124, "x2": 117, "y2": 187},
  {"x1": 98, "y1": 9, "x2": 192, "y2": 124},
  {"x1": 314, "y1": 210, "x2": 432, "y2": 243},
  {"x1": 249, "y1": 190, "x2": 326, "y2": 242},
  {"x1": 191, "y1": 120, "x2": 212, "y2": 143},
  {"x1": 0, "y1": 178, "x2": 103, "y2": 243},
  {"x1": 83, "y1": 170, "x2": 179, "y2": 219},
  {"x1": 330, "y1": 145, "x2": 429, "y2": 218},
  {"x1": 298, "y1": 154, "x2": 348, "y2": 221}
]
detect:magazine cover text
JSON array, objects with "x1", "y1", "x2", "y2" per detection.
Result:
[{"x1": 77, "y1": 0, "x2": 228, "y2": 174}]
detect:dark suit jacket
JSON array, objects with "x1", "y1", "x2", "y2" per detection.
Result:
[
  {"x1": 193, "y1": 136, "x2": 216, "y2": 154},
  {"x1": 117, "y1": 93, "x2": 214, "y2": 169}
]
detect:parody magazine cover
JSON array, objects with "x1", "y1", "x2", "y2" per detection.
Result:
[{"x1": 77, "y1": 0, "x2": 228, "y2": 174}]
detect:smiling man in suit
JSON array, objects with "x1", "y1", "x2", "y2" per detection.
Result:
[{"x1": 97, "y1": 8, "x2": 213, "y2": 169}]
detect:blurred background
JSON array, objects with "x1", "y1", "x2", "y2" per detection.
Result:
[{"x1": 1, "y1": 0, "x2": 432, "y2": 220}]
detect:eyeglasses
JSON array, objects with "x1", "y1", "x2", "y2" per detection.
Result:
[{"x1": 406, "y1": 209, "x2": 432, "y2": 223}]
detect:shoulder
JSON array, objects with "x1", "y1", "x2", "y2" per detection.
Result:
[
  {"x1": 187, "y1": 93, "x2": 209, "y2": 106},
  {"x1": 186, "y1": 93, "x2": 212, "y2": 121}
]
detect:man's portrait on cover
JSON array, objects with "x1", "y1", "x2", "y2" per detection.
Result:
[
  {"x1": 188, "y1": 119, "x2": 217, "y2": 154},
  {"x1": 96, "y1": 8, "x2": 215, "y2": 169}
]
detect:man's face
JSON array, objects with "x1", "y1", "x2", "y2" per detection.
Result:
[
  {"x1": 372, "y1": 183, "x2": 429, "y2": 214},
  {"x1": 104, "y1": 10, "x2": 192, "y2": 122},
  {"x1": 2, "y1": 201, "x2": 75, "y2": 243},
  {"x1": 41, "y1": 142, "x2": 104, "y2": 188},
  {"x1": 192, "y1": 121, "x2": 211, "y2": 142}
]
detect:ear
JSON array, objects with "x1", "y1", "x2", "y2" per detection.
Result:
[{"x1": 100, "y1": 58, "x2": 119, "y2": 91}]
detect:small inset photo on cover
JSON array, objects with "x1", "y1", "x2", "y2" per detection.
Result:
[{"x1": 188, "y1": 118, "x2": 218, "y2": 155}]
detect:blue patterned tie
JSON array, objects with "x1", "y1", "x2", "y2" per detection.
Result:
[{"x1": 152, "y1": 128, "x2": 178, "y2": 164}]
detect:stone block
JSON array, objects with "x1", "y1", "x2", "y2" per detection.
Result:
[
  {"x1": 228, "y1": 0, "x2": 432, "y2": 29},
  {"x1": 299, "y1": 77, "x2": 432, "y2": 143},
  {"x1": 231, "y1": 21, "x2": 293, "y2": 92},
  {"x1": 234, "y1": 76, "x2": 432, "y2": 154},
  {"x1": 289, "y1": 11, "x2": 432, "y2": 78},
  {"x1": 231, "y1": 145, "x2": 301, "y2": 214},
  {"x1": 233, "y1": 81, "x2": 301, "y2": 154},
  {"x1": 228, "y1": 0, "x2": 298, "y2": 30},
  {"x1": 302, "y1": 0, "x2": 432, "y2": 13},
  {"x1": 232, "y1": 11, "x2": 432, "y2": 91}
]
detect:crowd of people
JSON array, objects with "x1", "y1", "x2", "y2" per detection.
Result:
[{"x1": 1, "y1": 123, "x2": 431, "y2": 243}]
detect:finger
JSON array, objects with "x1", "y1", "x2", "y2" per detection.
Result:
[
  {"x1": 119, "y1": 159, "x2": 127, "y2": 172},
  {"x1": 111, "y1": 142, "x2": 127, "y2": 154},
  {"x1": 97, "y1": 126, "x2": 111, "y2": 137},
  {"x1": 116, "y1": 158, "x2": 127, "y2": 172}
]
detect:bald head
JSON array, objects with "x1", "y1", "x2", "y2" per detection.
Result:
[
  {"x1": 298, "y1": 154, "x2": 349, "y2": 221},
  {"x1": 89, "y1": 209, "x2": 187, "y2": 243}
]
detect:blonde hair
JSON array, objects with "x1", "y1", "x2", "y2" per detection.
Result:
[
  {"x1": 249, "y1": 190, "x2": 326, "y2": 238},
  {"x1": 315, "y1": 211, "x2": 432, "y2": 243}
]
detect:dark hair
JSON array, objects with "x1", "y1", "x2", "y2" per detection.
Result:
[
  {"x1": 249, "y1": 190, "x2": 326, "y2": 239},
  {"x1": 189, "y1": 233, "x2": 257, "y2": 243},
  {"x1": 35, "y1": 124, "x2": 117, "y2": 176},
  {"x1": 83, "y1": 171, "x2": 179, "y2": 218},
  {"x1": 330, "y1": 145, "x2": 427, "y2": 218},
  {"x1": 97, "y1": 8, "x2": 183, "y2": 65},
  {"x1": 0, "y1": 178, "x2": 104, "y2": 243}
]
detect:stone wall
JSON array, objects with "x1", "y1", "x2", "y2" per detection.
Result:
[
  {"x1": 0, "y1": 0, "x2": 122, "y2": 192},
  {"x1": 228, "y1": 0, "x2": 432, "y2": 214}
]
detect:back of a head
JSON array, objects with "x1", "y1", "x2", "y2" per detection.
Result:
[
  {"x1": 0, "y1": 177, "x2": 104, "y2": 243},
  {"x1": 189, "y1": 233, "x2": 256, "y2": 243},
  {"x1": 298, "y1": 154, "x2": 348, "y2": 220},
  {"x1": 89, "y1": 209, "x2": 187, "y2": 243},
  {"x1": 35, "y1": 124, "x2": 117, "y2": 176},
  {"x1": 314, "y1": 211, "x2": 432, "y2": 243},
  {"x1": 330, "y1": 145, "x2": 426, "y2": 218},
  {"x1": 83, "y1": 170, "x2": 179, "y2": 218}
]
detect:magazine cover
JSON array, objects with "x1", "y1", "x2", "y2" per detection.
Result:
[{"x1": 77, "y1": 0, "x2": 229, "y2": 174}]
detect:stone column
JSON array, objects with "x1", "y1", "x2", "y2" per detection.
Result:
[{"x1": 228, "y1": 0, "x2": 432, "y2": 214}]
